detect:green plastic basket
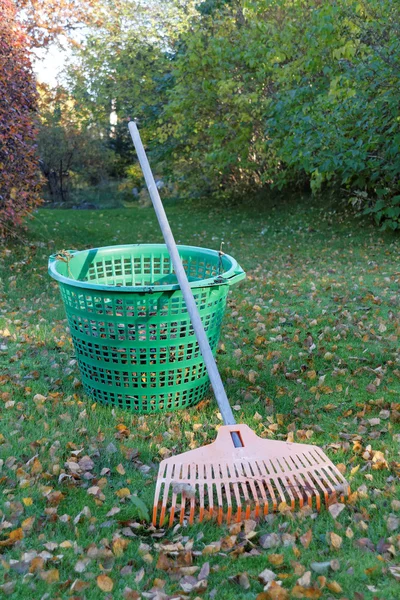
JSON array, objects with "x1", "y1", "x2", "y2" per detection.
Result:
[{"x1": 48, "y1": 244, "x2": 245, "y2": 413}]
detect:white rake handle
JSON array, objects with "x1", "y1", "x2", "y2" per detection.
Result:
[{"x1": 128, "y1": 121, "x2": 239, "y2": 433}]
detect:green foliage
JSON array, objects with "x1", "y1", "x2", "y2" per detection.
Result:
[
  {"x1": 263, "y1": 0, "x2": 400, "y2": 228},
  {"x1": 161, "y1": 0, "x2": 400, "y2": 225},
  {"x1": 129, "y1": 495, "x2": 150, "y2": 522},
  {"x1": 0, "y1": 0, "x2": 42, "y2": 237},
  {"x1": 38, "y1": 86, "x2": 116, "y2": 204},
  {"x1": 63, "y1": 0, "x2": 400, "y2": 228}
]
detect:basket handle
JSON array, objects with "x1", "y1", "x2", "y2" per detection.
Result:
[
  {"x1": 223, "y1": 266, "x2": 246, "y2": 286},
  {"x1": 48, "y1": 249, "x2": 79, "y2": 264},
  {"x1": 128, "y1": 121, "x2": 238, "y2": 430}
]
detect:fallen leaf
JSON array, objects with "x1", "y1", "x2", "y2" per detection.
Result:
[
  {"x1": 387, "y1": 514, "x2": 400, "y2": 532},
  {"x1": 297, "y1": 571, "x2": 311, "y2": 587},
  {"x1": 291, "y1": 585, "x2": 322, "y2": 598},
  {"x1": 326, "y1": 581, "x2": 343, "y2": 593},
  {"x1": 328, "y1": 503, "x2": 345, "y2": 519},
  {"x1": 329, "y1": 532, "x2": 342, "y2": 550},
  {"x1": 97, "y1": 574, "x2": 114, "y2": 592},
  {"x1": 258, "y1": 568, "x2": 277, "y2": 585},
  {"x1": 268, "y1": 554, "x2": 284, "y2": 566},
  {"x1": 260, "y1": 533, "x2": 281, "y2": 549},
  {"x1": 123, "y1": 588, "x2": 141, "y2": 600},
  {"x1": 112, "y1": 537, "x2": 129, "y2": 556},
  {"x1": 21, "y1": 516, "x2": 35, "y2": 531},
  {"x1": 40, "y1": 569, "x2": 59, "y2": 584},
  {"x1": 300, "y1": 529, "x2": 312, "y2": 549},
  {"x1": 389, "y1": 565, "x2": 400, "y2": 581},
  {"x1": 116, "y1": 487, "x2": 131, "y2": 498},
  {"x1": 0, "y1": 528, "x2": 24, "y2": 546},
  {"x1": 257, "y1": 581, "x2": 288, "y2": 599}
]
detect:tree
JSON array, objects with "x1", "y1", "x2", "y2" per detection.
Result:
[
  {"x1": 14, "y1": 0, "x2": 103, "y2": 48},
  {"x1": 65, "y1": 0, "x2": 198, "y2": 177},
  {"x1": 38, "y1": 85, "x2": 116, "y2": 203},
  {"x1": 0, "y1": 0, "x2": 42, "y2": 238}
]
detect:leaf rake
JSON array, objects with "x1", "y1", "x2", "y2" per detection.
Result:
[{"x1": 129, "y1": 121, "x2": 350, "y2": 528}]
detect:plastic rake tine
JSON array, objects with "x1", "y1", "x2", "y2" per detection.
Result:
[{"x1": 128, "y1": 121, "x2": 350, "y2": 527}]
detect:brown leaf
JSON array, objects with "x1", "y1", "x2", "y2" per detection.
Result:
[
  {"x1": 123, "y1": 589, "x2": 141, "y2": 600},
  {"x1": 291, "y1": 585, "x2": 322, "y2": 598},
  {"x1": 29, "y1": 557, "x2": 44, "y2": 573},
  {"x1": 229, "y1": 572, "x2": 251, "y2": 590},
  {"x1": 97, "y1": 574, "x2": 114, "y2": 592},
  {"x1": 268, "y1": 554, "x2": 284, "y2": 566},
  {"x1": 300, "y1": 529, "x2": 312, "y2": 549},
  {"x1": 40, "y1": 569, "x2": 59, "y2": 583},
  {"x1": 0, "y1": 527, "x2": 24, "y2": 547},
  {"x1": 31, "y1": 458, "x2": 43, "y2": 475},
  {"x1": 202, "y1": 541, "x2": 221, "y2": 554},
  {"x1": 258, "y1": 581, "x2": 288, "y2": 599},
  {"x1": 326, "y1": 581, "x2": 343, "y2": 593}
]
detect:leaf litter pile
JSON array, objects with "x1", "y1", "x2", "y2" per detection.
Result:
[{"x1": 0, "y1": 195, "x2": 399, "y2": 599}]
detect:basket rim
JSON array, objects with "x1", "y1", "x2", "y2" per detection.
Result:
[{"x1": 48, "y1": 243, "x2": 243, "y2": 292}]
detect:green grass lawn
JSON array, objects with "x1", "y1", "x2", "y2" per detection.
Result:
[{"x1": 0, "y1": 194, "x2": 399, "y2": 599}]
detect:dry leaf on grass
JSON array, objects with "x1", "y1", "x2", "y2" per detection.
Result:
[{"x1": 97, "y1": 574, "x2": 114, "y2": 592}]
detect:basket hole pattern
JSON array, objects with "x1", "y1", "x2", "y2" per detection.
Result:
[
  {"x1": 78, "y1": 361, "x2": 208, "y2": 389},
  {"x1": 83, "y1": 380, "x2": 210, "y2": 412},
  {"x1": 61, "y1": 288, "x2": 222, "y2": 318},
  {"x1": 84, "y1": 254, "x2": 221, "y2": 287},
  {"x1": 68, "y1": 311, "x2": 224, "y2": 343},
  {"x1": 71, "y1": 341, "x2": 204, "y2": 366}
]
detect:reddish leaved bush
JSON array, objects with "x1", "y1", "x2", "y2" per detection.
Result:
[{"x1": 0, "y1": 0, "x2": 42, "y2": 238}]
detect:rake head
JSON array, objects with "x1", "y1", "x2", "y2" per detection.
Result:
[{"x1": 153, "y1": 424, "x2": 350, "y2": 527}]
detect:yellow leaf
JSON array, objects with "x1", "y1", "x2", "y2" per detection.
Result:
[
  {"x1": 350, "y1": 464, "x2": 360, "y2": 476},
  {"x1": 23, "y1": 497, "x2": 33, "y2": 506},
  {"x1": 329, "y1": 532, "x2": 343, "y2": 550},
  {"x1": 22, "y1": 516, "x2": 35, "y2": 531},
  {"x1": 278, "y1": 501, "x2": 290, "y2": 514},
  {"x1": 116, "y1": 487, "x2": 130, "y2": 498},
  {"x1": 112, "y1": 537, "x2": 129, "y2": 556},
  {"x1": 97, "y1": 574, "x2": 114, "y2": 592},
  {"x1": 268, "y1": 553, "x2": 284, "y2": 566}
]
